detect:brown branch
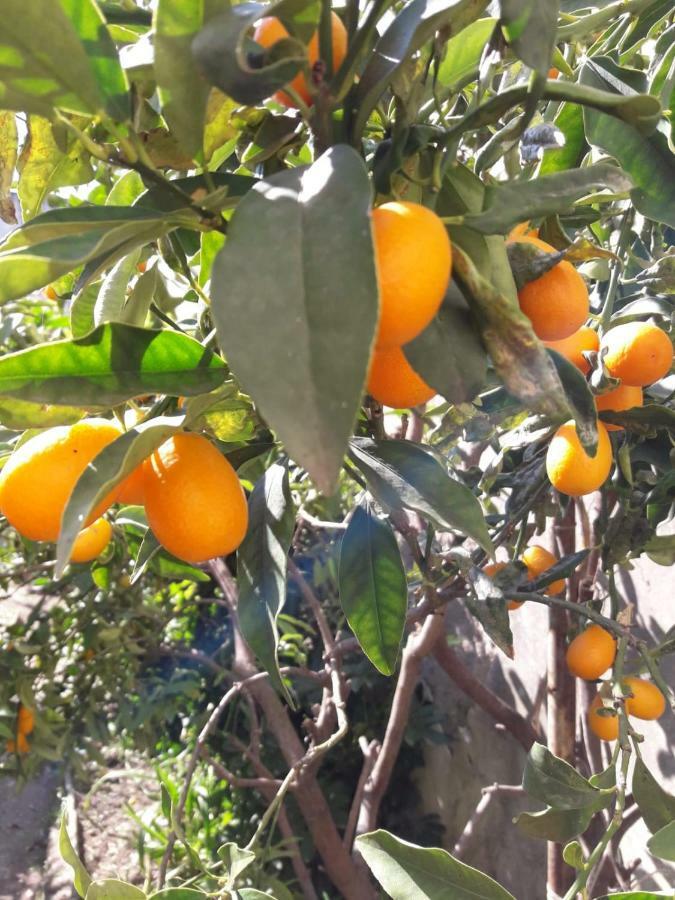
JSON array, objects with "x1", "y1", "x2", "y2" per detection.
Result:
[
  {"x1": 344, "y1": 737, "x2": 380, "y2": 849},
  {"x1": 433, "y1": 640, "x2": 538, "y2": 751},
  {"x1": 355, "y1": 613, "x2": 446, "y2": 838},
  {"x1": 453, "y1": 783, "x2": 525, "y2": 858}
]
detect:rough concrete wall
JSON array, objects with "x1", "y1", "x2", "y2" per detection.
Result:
[{"x1": 417, "y1": 552, "x2": 675, "y2": 898}]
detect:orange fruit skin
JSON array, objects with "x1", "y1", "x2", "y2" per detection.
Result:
[
  {"x1": 600, "y1": 322, "x2": 673, "y2": 386},
  {"x1": 6, "y1": 733, "x2": 30, "y2": 755},
  {"x1": 623, "y1": 676, "x2": 666, "y2": 721},
  {"x1": 0, "y1": 419, "x2": 122, "y2": 542},
  {"x1": 117, "y1": 465, "x2": 146, "y2": 505},
  {"x1": 507, "y1": 222, "x2": 538, "y2": 242},
  {"x1": 566, "y1": 624, "x2": 617, "y2": 680},
  {"x1": 371, "y1": 202, "x2": 452, "y2": 348},
  {"x1": 70, "y1": 517, "x2": 113, "y2": 564},
  {"x1": 143, "y1": 433, "x2": 248, "y2": 565},
  {"x1": 546, "y1": 420, "x2": 612, "y2": 497},
  {"x1": 548, "y1": 67, "x2": 560, "y2": 79},
  {"x1": 253, "y1": 12, "x2": 347, "y2": 108},
  {"x1": 516, "y1": 236, "x2": 589, "y2": 341},
  {"x1": 17, "y1": 705, "x2": 34, "y2": 735},
  {"x1": 483, "y1": 561, "x2": 522, "y2": 611},
  {"x1": 595, "y1": 384, "x2": 643, "y2": 431},
  {"x1": 522, "y1": 545, "x2": 565, "y2": 596},
  {"x1": 588, "y1": 693, "x2": 618, "y2": 741},
  {"x1": 367, "y1": 345, "x2": 435, "y2": 409},
  {"x1": 545, "y1": 326, "x2": 599, "y2": 375}
]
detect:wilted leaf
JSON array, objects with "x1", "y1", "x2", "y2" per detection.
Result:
[{"x1": 466, "y1": 567, "x2": 513, "y2": 658}]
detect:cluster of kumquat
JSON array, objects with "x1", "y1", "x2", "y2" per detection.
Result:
[
  {"x1": 508, "y1": 230, "x2": 672, "y2": 498},
  {"x1": 6, "y1": 703, "x2": 35, "y2": 756},
  {"x1": 0, "y1": 421, "x2": 248, "y2": 568},
  {"x1": 484, "y1": 544, "x2": 565, "y2": 613},
  {"x1": 565, "y1": 625, "x2": 666, "y2": 741}
]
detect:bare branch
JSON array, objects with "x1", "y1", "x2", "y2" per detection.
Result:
[{"x1": 344, "y1": 737, "x2": 380, "y2": 849}]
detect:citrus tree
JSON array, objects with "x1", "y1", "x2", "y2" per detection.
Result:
[{"x1": 0, "y1": 0, "x2": 674, "y2": 898}]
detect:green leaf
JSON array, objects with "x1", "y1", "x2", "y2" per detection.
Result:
[
  {"x1": 0, "y1": 205, "x2": 196, "y2": 303},
  {"x1": 107, "y1": 171, "x2": 145, "y2": 206},
  {"x1": 562, "y1": 840, "x2": 585, "y2": 870},
  {"x1": 211, "y1": 145, "x2": 378, "y2": 494},
  {"x1": 599, "y1": 404, "x2": 675, "y2": 435},
  {"x1": 218, "y1": 842, "x2": 256, "y2": 885},
  {"x1": 523, "y1": 743, "x2": 606, "y2": 810},
  {"x1": 647, "y1": 820, "x2": 675, "y2": 862},
  {"x1": 70, "y1": 282, "x2": 100, "y2": 339},
  {"x1": 192, "y1": 1, "x2": 312, "y2": 106},
  {"x1": 403, "y1": 283, "x2": 487, "y2": 404},
  {"x1": 0, "y1": 397, "x2": 85, "y2": 429},
  {"x1": 632, "y1": 757, "x2": 675, "y2": 835},
  {"x1": 436, "y1": 18, "x2": 496, "y2": 91},
  {"x1": 499, "y1": 0, "x2": 558, "y2": 75},
  {"x1": 349, "y1": 438, "x2": 493, "y2": 554},
  {"x1": 452, "y1": 243, "x2": 571, "y2": 422},
  {"x1": 56, "y1": 415, "x2": 184, "y2": 577},
  {"x1": 515, "y1": 806, "x2": 594, "y2": 843},
  {"x1": 641, "y1": 533, "x2": 675, "y2": 567},
  {"x1": 0, "y1": 0, "x2": 128, "y2": 118},
  {"x1": 135, "y1": 172, "x2": 255, "y2": 214},
  {"x1": 93, "y1": 249, "x2": 142, "y2": 327},
  {"x1": 547, "y1": 349, "x2": 598, "y2": 454},
  {"x1": 528, "y1": 549, "x2": 589, "y2": 592},
  {"x1": 238, "y1": 461, "x2": 296, "y2": 704},
  {"x1": 538, "y1": 103, "x2": 586, "y2": 175},
  {"x1": 85, "y1": 882, "x2": 145, "y2": 900},
  {"x1": 580, "y1": 57, "x2": 675, "y2": 228},
  {"x1": 0, "y1": 111, "x2": 18, "y2": 224},
  {"x1": 0, "y1": 324, "x2": 226, "y2": 408},
  {"x1": 464, "y1": 163, "x2": 632, "y2": 235},
  {"x1": 355, "y1": 829, "x2": 516, "y2": 900},
  {"x1": 17, "y1": 117, "x2": 93, "y2": 221},
  {"x1": 594, "y1": 894, "x2": 672, "y2": 900},
  {"x1": 59, "y1": 812, "x2": 92, "y2": 898},
  {"x1": 154, "y1": 0, "x2": 225, "y2": 158},
  {"x1": 339, "y1": 504, "x2": 407, "y2": 676},
  {"x1": 347, "y1": 0, "x2": 488, "y2": 143},
  {"x1": 149, "y1": 891, "x2": 208, "y2": 899},
  {"x1": 465, "y1": 567, "x2": 514, "y2": 658}
]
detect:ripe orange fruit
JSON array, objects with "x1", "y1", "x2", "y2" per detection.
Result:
[
  {"x1": 483, "y1": 561, "x2": 523, "y2": 611},
  {"x1": 600, "y1": 322, "x2": 673, "y2": 386},
  {"x1": 545, "y1": 326, "x2": 599, "y2": 375},
  {"x1": 588, "y1": 693, "x2": 618, "y2": 741},
  {"x1": 371, "y1": 201, "x2": 452, "y2": 348},
  {"x1": 6, "y1": 733, "x2": 30, "y2": 755},
  {"x1": 137, "y1": 261, "x2": 147, "y2": 273},
  {"x1": 143, "y1": 432, "x2": 248, "y2": 564},
  {"x1": 17, "y1": 705, "x2": 34, "y2": 735},
  {"x1": 44, "y1": 285, "x2": 58, "y2": 300},
  {"x1": 367, "y1": 345, "x2": 435, "y2": 409},
  {"x1": 117, "y1": 465, "x2": 145, "y2": 505},
  {"x1": 522, "y1": 545, "x2": 565, "y2": 596},
  {"x1": 515, "y1": 236, "x2": 589, "y2": 341},
  {"x1": 566, "y1": 624, "x2": 616, "y2": 680},
  {"x1": 253, "y1": 12, "x2": 347, "y2": 108},
  {"x1": 546, "y1": 420, "x2": 612, "y2": 497},
  {"x1": 0, "y1": 419, "x2": 122, "y2": 542},
  {"x1": 595, "y1": 384, "x2": 643, "y2": 431},
  {"x1": 622, "y1": 676, "x2": 666, "y2": 721},
  {"x1": 507, "y1": 222, "x2": 538, "y2": 242},
  {"x1": 548, "y1": 67, "x2": 560, "y2": 79},
  {"x1": 70, "y1": 517, "x2": 112, "y2": 564}
]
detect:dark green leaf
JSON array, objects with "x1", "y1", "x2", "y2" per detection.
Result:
[
  {"x1": 0, "y1": 112, "x2": 18, "y2": 224},
  {"x1": 647, "y1": 820, "x2": 675, "y2": 862},
  {"x1": 538, "y1": 103, "x2": 586, "y2": 175},
  {"x1": 464, "y1": 163, "x2": 632, "y2": 235},
  {"x1": 515, "y1": 806, "x2": 594, "y2": 843},
  {"x1": 85, "y1": 882, "x2": 145, "y2": 900},
  {"x1": 436, "y1": 18, "x2": 496, "y2": 91},
  {"x1": 0, "y1": 205, "x2": 196, "y2": 303},
  {"x1": 348, "y1": 0, "x2": 489, "y2": 142},
  {"x1": 56, "y1": 415, "x2": 184, "y2": 576},
  {"x1": 523, "y1": 743, "x2": 607, "y2": 810},
  {"x1": 599, "y1": 405, "x2": 675, "y2": 435},
  {"x1": 632, "y1": 757, "x2": 675, "y2": 835},
  {"x1": 349, "y1": 438, "x2": 493, "y2": 554},
  {"x1": 154, "y1": 0, "x2": 225, "y2": 158},
  {"x1": 528, "y1": 549, "x2": 589, "y2": 592},
  {"x1": 339, "y1": 504, "x2": 407, "y2": 676},
  {"x1": 452, "y1": 243, "x2": 571, "y2": 421},
  {"x1": 499, "y1": 0, "x2": 558, "y2": 74},
  {"x1": 580, "y1": 57, "x2": 675, "y2": 227},
  {"x1": 59, "y1": 813, "x2": 92, "y2": 898},
  {"x1": 192, "y1": 1, "x2": 312, "y2": 106},
  {"x1": 211, "y1": 145, "x2": 378, "y2": 493},
  {"x1": 355, "y1": 829, "x2": 516, "y2": 900},
  {"x1": 404, "y1": 283, "x2": 487, "y2": 404},
  {"x1": 547, "y1": 349, "x2": 598, "y2": 454},
  {"x1": 135, "y1": 172, "x2": 256, "y2": 213},
  {"x1": 466, "y1": 567, "x2": 514, "y2": 658},
  {"x1": 238, "y1": 462, "x2": 296, "y2": 704},
  {"x1": 0, "y1": 324, "x2": 226, "y2": 407}
]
